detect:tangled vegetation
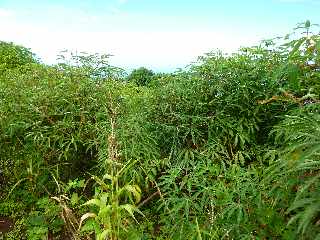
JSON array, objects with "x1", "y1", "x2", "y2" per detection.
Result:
[{"x1": 0, "y1": 21, "x2": 319, "y2": 239}]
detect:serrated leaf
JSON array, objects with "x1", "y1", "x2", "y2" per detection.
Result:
[{"x1": 82, "y1": 198, "x2": 104, "y2": 208}]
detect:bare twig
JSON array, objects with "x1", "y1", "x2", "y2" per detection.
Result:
[{"x1": 138, "y1": 190, "x2": 160, "y2": 208}]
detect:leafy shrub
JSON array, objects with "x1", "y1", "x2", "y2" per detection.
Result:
[
  {"x1": 127, "y1": 67, "x2": 154, "y2": 86},
  {"x1": 0, "y1": 41, "x2": 38, "y2": 72}
]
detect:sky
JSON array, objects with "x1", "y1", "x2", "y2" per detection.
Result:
[{"x1": 0, "y1": 0, "x2": 319, "y2": 72}]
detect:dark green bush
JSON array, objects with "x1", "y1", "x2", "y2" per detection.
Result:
[{"x1": 127, "y1": 67, "x2": 154, "y2": 86}]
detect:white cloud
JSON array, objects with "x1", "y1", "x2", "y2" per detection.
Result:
[
  {"x1": 0, "y1": 27, "x2": 262, "y2": 71},
  {"x1": 0, "y1": 8, "x2": 14, "y2": 18},
  {"x1": 0, "y1": 8, "x2": 264, "y2": 71}
]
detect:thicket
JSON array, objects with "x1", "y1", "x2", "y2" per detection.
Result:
[{"x1": 0, "y1": 21, "x2": 319, "y2": 240}]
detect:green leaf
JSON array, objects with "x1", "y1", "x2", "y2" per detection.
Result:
[
  {"x1": 103, "y1": 174, "x2": 115, "y2": 182},
  {"x1": 98, "y1": 229, "x2": 111, "y2": 240},
  {"x1": 70, "y1": 193, "x2": 79, "y2": 206},
  {"x1": 316, "y1": 41, "x2": 320, "y2": 51},
  {"x1": 305, "y1": 20, "x2": 311, "y2": 28},
  {"x1": 79, "y1": 213, "x2": 97, "y2": 230},
  {"x1": 120, "y1": 204, "x2": 138, "y2": 222},
  {"x1": 28, "y1": 215, "x2": 47, "y2": 226},
  {"x1": 287, "y1": 63, "x2": 300, "y2": 90},
  {"x1": 81, "y1": 219, "x2": 101, "y2": 232},
  {"x1": 120, "y1": 185, "x2": 142, "y2": 203},
  {"x1": 82, "y1": 198, "x2": 104, "y2": 209},
  {"x1": 98, "y1": 205, "x2": 112, "y2": 219},
  {"x1": 289, "y1": 38, "x2": 305, "y2": 58}
]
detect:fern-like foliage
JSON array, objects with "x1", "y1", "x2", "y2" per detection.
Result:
[{"x1": 266, "y1": 104, "x2": 320, "y2": 238}]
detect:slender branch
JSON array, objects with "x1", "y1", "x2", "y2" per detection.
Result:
[{"x1": 138, "y1": 190, "x2": 160, "y2": 208}]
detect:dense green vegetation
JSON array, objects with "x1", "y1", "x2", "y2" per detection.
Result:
[{"x1": 0, "y1": 21, "x2": 319, "y2": 239}]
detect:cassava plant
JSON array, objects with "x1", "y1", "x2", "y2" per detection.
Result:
[{"x1": 79, "y1": 92, "x2": 143, "y2": 240}]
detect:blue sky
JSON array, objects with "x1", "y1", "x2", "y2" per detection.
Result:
[{"x1": 0, "y1": 0, "x2": 319, "y2": 71}]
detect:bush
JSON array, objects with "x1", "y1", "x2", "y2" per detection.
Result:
[
  {"x1": 0, "y1": 41, "x2": 38, "y2": 72},
  {"x1": 127, "y1": 67, "x2": 154, "y2": 86}
]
